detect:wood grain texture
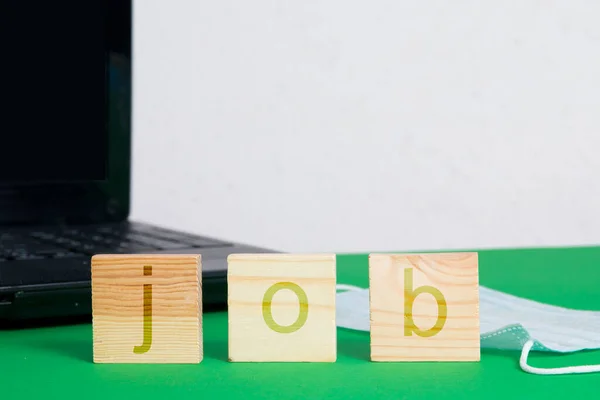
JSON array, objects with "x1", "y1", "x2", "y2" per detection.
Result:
[
  {"x1": 369, "y1": 253, "x2": 480, "y2": 362},
  {"x1": 92, "y1": 254, "x2": 202, "y2": 363},
  {"x1": 228, "y1": 254, "x2": 336, "y2": 362}
]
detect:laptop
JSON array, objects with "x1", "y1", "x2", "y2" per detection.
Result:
[{"x1": 0, "y1": 0, "x2": 272, "y2": 323}]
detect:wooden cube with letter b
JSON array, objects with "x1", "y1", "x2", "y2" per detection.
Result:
[
  {"x1": 369, "y1": 253, "x2": 480, "y2": 362},
  {"x1": 92, "y1": 254, "x2": 202, "y2": 363},
  {"x1": 227, "y1": 254, "x2": 336, "y2": 362}
]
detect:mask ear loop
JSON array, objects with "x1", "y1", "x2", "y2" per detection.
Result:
[
  {"x1": 520, "y1": 339, "x2": 600, "y2": 375},
  {"x1": 336, "y1": 284, "x2": 364, "y2": 292}
]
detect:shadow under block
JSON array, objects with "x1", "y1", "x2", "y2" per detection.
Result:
[
  {"x1": 92, "y1": 254, "x2": 202, "y2": 363},
  {"x1": 227, "y1": 254, "x2": 336, "y2": 362},
  {"x1": 369, "y1": 253, "x2": 480, "y2": 362}
]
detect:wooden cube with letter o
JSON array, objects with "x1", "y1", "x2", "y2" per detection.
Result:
[{"x1": 227, "y1": 254, "x2": 337, "y2": 362}]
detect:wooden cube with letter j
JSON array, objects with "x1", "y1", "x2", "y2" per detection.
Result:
[
  {"x1": 227, "y1": 254, "x2": 337, "y2": 362},
  {"x1": 91, "y1": 254, "x2": 202, "y2": 363},
  {"x1": 369, "y1": 253, "x2": 480, "y2": 362}
]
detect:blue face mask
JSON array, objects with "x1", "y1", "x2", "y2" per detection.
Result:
[{"x1": 335, "y1": 284, "x2": 600, "y2": 375}]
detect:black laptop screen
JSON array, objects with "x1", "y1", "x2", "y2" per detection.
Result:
[{"x1": 0, "y1": 1, "x2": 107, "y2": 183}]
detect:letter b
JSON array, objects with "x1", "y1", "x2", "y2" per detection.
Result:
[{"x1": 404, "y1": 268, "x2": 447, "y2": 337}]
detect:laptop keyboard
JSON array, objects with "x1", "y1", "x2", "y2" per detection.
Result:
[{"x1": 0, "y1": 223, "x2": 231, "y2": 262}]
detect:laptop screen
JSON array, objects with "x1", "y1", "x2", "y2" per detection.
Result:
[{"x1": 0, "y1": 1, "x2": 107, "y2": 184}]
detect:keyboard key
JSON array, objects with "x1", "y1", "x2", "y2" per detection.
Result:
[
  {"x1": 101, "y1": 236, "x2": 133, "y2": 246},
  {"x1": 61, "y1": 231, "x2": 110, "y2": 245},
  {"x1": 1, "y1": 233, "x2": 29, "y2": 243},
  {"x1": 90, "y1": 235, "x2": 108, "y2": 243},
  {"x1": 112, "y1": 246, "x2": 150, "y2": 254},
  {"x1": 96, "y1": 225, "x2": 123, "y2": 235},
  {"x1": 81, "y1": 243, "x2": 94, "y2": 251},
  {"x1": 115, "y1": 241, "x2": 153, "y2": 251},
  {"x1": 0, "y1": 236, "x2": 26, "y2": 245},
  {"x1": 53, "y1": 252, "x2": 83, "y2": 259},
  {"x1": 79, "y1": 243, "x2": 114, "y2": 255},
  {"x1": 131, "y1": 226, "x2": 230, "y2": 248},
  {"x1": 146, "y1": 230, "x2": 197, "y2": 242},
  {"x1": 33, "y1": 245, "x2": 70, "y2": 256},
  {"x1": 60, "y1": 228, "x2": 82, "y2": 236},
  {"x1": 54, "y1": 237, "x2": 72, "y2": 245},
  {"x1": 1, "y1": 244, "x2": 25, "y2": 253},
  {"x1": 30, "y1": 231, "x2": 56, "y2": 241},
  {"x1": 186, "y1": 237, "x2": 231, "y2": 248},
  {"x1": 64, "y1": 239, "x2": 83, "y2": 248},
  {"x1": 125, "y1": 233, "x2": 189, "y2": 250},
  {"x1": 14, "y1": 254, "x2": 46, "y2": 261},
  {"x1": 4, "y1": 250, "x2": 28, "y2": 259}
]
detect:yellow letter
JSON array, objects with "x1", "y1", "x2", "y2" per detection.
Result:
[
  {"x1": 262, "y1": 282, "x2": 308, "y2": 334},
  {"x1": 404, "y1": 268, "x2": 447, "y2": 337},
  {"x1": 133, "y1": 265, "x2": 152, "y2": 354}
]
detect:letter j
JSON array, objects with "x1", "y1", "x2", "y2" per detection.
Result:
[{"x1": 133, "y1": 265, "x2": 153, "y2": 354}]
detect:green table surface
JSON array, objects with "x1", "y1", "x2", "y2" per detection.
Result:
[{"x1": 2, "y1": 247, "x2": 600, "y2": 398}]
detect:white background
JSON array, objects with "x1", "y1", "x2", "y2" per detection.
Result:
[{"x1": 130, "y1": 0, "x2": 600, "y2": 253}]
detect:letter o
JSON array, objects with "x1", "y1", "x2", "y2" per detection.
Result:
[{"x1": 262, "y1": 282, "x2": 308, "y2": 334}]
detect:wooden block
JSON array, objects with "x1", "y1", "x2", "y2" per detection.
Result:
[
  {"x1": 227, "y1": 254, "x2": 336, "y2": 362},
  {"x1": 92, "y1": 254, "x2": 202, "y2": 363},
  {"x1": 369, "y1": 253, "x2": 480, "y2": 362}
]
